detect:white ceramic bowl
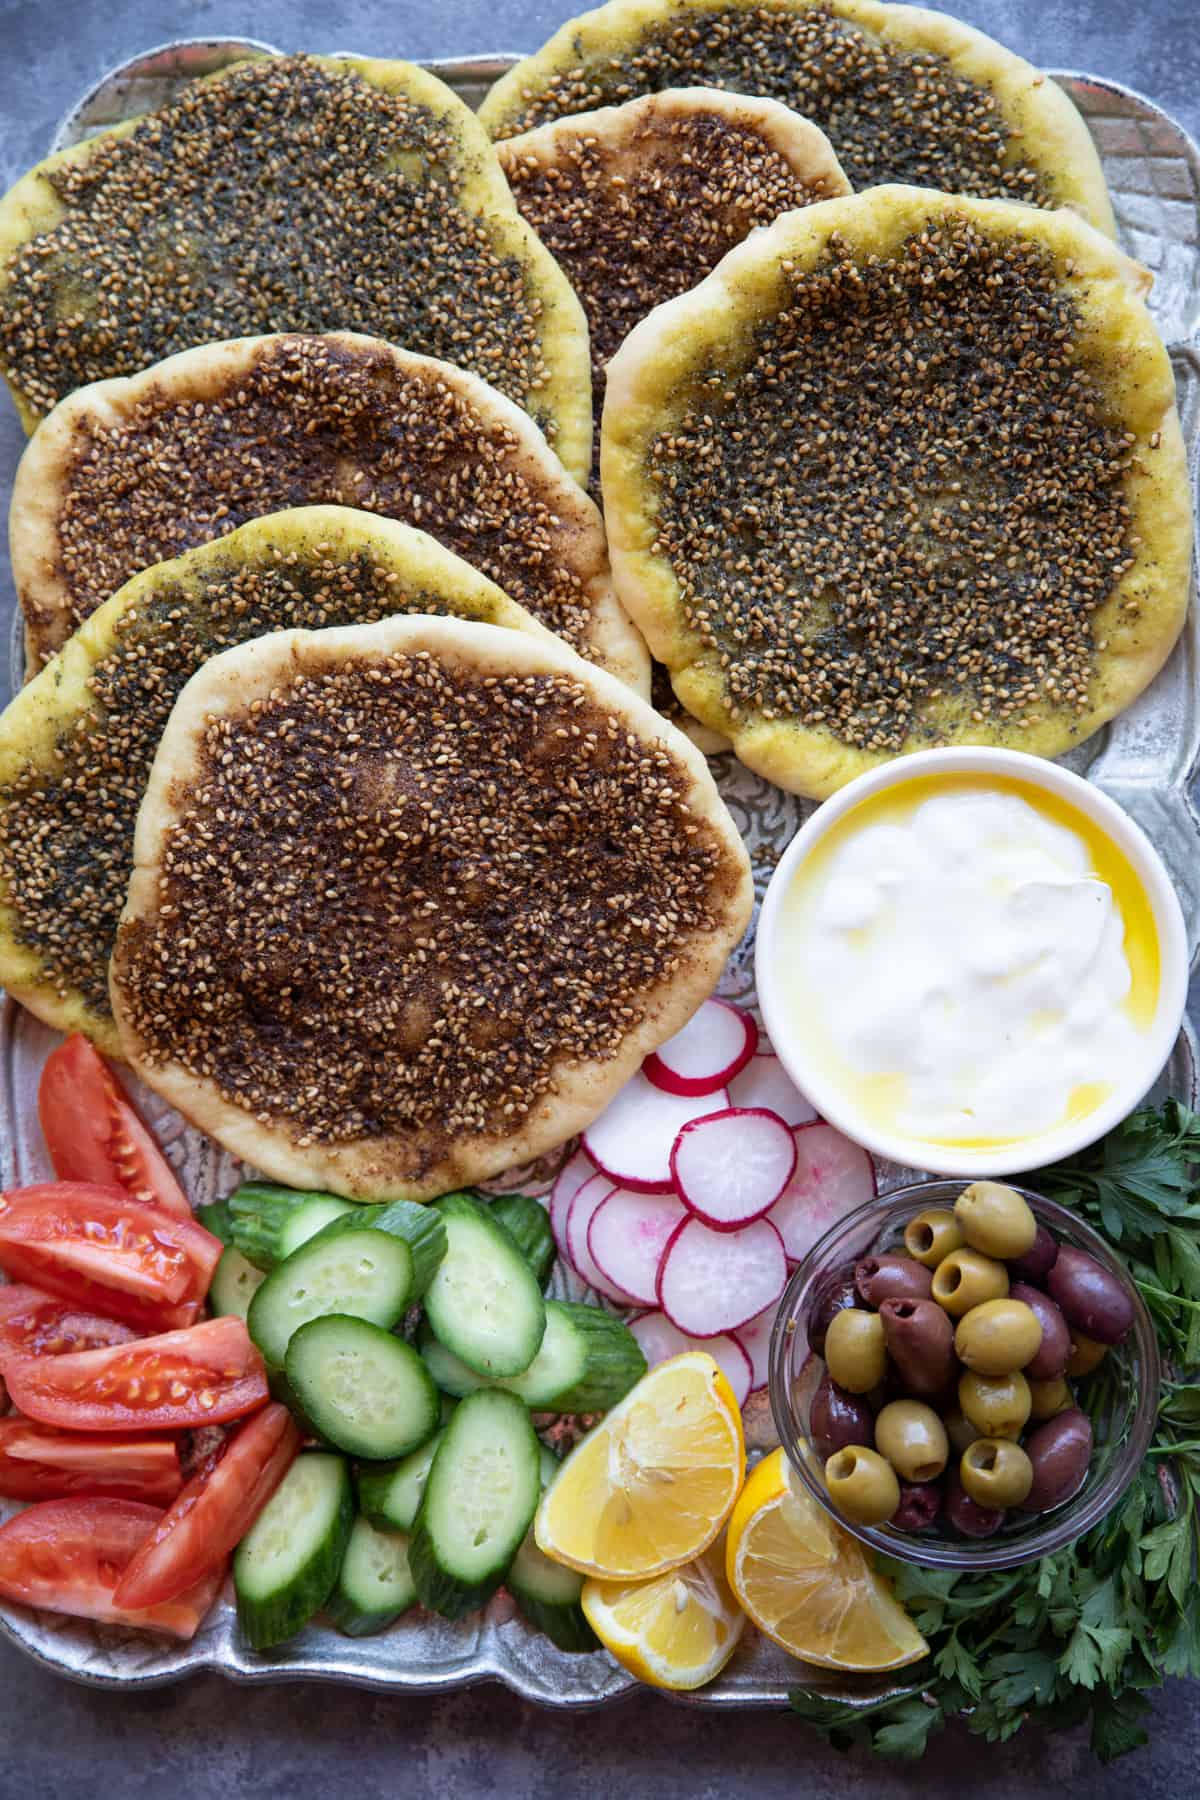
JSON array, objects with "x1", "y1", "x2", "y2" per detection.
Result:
[{"x1": 755, "y1": 747, "x2": 1189, "y2": 1177}]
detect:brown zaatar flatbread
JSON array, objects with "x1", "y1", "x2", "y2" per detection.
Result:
[
  {"x1": 601, "y1": 186, "x2": 1192, "y2": 799},
  {"x1": 110, "y1": 615, "x2": 754, "y2": 1200},
  {"x1": 10, "y1": 331, "x2": 647, "y2": 692},
  {"x1": 0, "y1": 54, "x2": 592, "y2": 482},
  {"x1": 480, "y1": 0, "x2": 1114, "y2": 238}
]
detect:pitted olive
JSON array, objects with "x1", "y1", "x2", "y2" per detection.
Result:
[
  {"x1": 955, "y1": 1298, "x2": 1043, "y2": 1376},
  {"x1": 903, "y1": 1209, "x2": 964, "y2": 1269},
  {"x1": 957, "y1": 1368, "x2": 1032, "y2": 1439},
  {"x1": 823, "y1": 1308, "x2": 887, "y2": 1393},
  {"x1": 824, "y1": 1445, "x2": 900, "y2": 1525},
  {"x1": 954, "y1": 1182, "x2": 1037, "y2": 1260},
  {"x1": 931, "y1": 1248, "x2": 1009, "y2": 1317},
  {"x1": 874, "y1": 1399, "x2": 948, "y2": 1482}
]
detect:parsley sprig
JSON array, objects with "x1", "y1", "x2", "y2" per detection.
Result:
[{"x1": 789, "y1": 1101, "x2": 1200, "y2": 1764}]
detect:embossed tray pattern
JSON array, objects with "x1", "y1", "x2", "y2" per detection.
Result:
[{"x1": 0, "y1": 41, "x2": 1196, "y2": 1705}]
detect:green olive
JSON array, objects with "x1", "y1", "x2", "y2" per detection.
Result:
[
  {"x1": 823, "y1": 1308, "x2": 887, "y2": 1394},
  {"x1": 930, "y1": 1248, "x2": 1009, "y2": 1318},
  {"x1": 960, "y1": 1438, "x2": 1034, "y2": 1508},
  {"x1": 1066, "y1": 1332, "x2": 1108, "y2": 1377},
  {"x1": 955, "y1": 1299, "x2": 1043, "y2": 1376},
  {"x1": 874, "y1": 1400, "x2": 948, "y2": 1482},
  {"x1": 902, "y1": 1208, "x2": 964, "y2": 1269},
  {"x1": 958, "y1": 1369, "x2": 1032, "y2": 1439},
  {"x1": 941, "y1": 1407, "x2": 979, "y2": 1456},
  {"x1": 824, "y1": 1445, "x2": 901, "y2": 1525},
  {"x1": 954, "y1": 1182, "x2": 1038, "y2": 1260},
  {"x1": 1028, "y1": 1375, "x2": 1075, "y2": 1421}
]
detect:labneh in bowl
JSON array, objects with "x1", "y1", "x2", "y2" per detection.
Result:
[
  {"x1": 755, "y1": 746, "x2": 1189, "y2": 1179},
  {"x1": 769, "y1": 1181, "x2": 1160, "y2": 1572}
]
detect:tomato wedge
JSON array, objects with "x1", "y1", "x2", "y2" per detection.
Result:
[
  {"x1": 0, "y1": 1418, "x2": 182, "y2": 1503},
  {"x1": 0, "y1": 1497, "x2": 222, "y2": 1638},
  {"x1": 0, "y1": 1283, "x2": 138, "y2": 1373},
  {"x1": 38, "y1": 1035, "x2": 191, "y2": 1219},
  {"x1": 6, "y1": 1316, "x2": 269, "y2": 1432},
  {"x1": 0, "y1": 1183, "x2": 221, "y2": 1331},
  {"x1": 113, "y1": 1402, "x2": 300, "y2": 1609}
]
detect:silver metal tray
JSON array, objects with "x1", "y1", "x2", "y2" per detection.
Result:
[{"x1": 0, "y1": 39, "x2": 1198, "y2": 1706}]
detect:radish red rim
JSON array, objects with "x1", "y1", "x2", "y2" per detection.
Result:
[
  {"x1": 642, "y1": 999, "x2": 758, "y2": 1098},
  {"x1": 670, "y1": 1106, "x2": 797, "y2": 1231},
  {"x1": 656, "y1": 1213, "x2": 788, "y2": 1339}
]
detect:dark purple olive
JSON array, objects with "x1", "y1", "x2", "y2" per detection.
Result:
[
  {"x1": 945, "y1": 1470, "x2": 1005, "y2": 1538},
  {"x1": 855, "y1": 1253, "x2": 934, "y2": 1309},
  {"x1": 807, "y1": 1262, "x2": 860, "y2": 1356},
  {"x1": 1007, "y1": 1224, "x2": 1059, "y2": 1286},
  {"x1": 1047, "y1": 1247, "x2": 1134, "y2": 1346},
  {"x1": 893, "y1": 1480, "x2": 943, "y2": 1532},
  {"x1": 1010, "y1": 1282, "x2": 1071, "y2": 1381},
  {"x1": 810, "y1": 1372, "x2": 875, "y2": 1460},
  {"x1": 879, "y1": 1298, "x2": 957, "y2": 1397},
  {"x1": 1020, "y1": 1408, "x2": 1093, "y2": 1512}
]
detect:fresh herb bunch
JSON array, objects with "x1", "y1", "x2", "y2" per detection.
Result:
[{"x1": 790, "y1": 1101, "x2": 1200, "y2": 1763}]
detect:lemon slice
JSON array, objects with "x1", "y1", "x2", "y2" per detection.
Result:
[
  {"x1": 535, "y1": 1351, "x2": 744, "y2": 1580},
  {"x1": 581, "y1": 1535, "x2": 745, "y2": 1691},
  {"x1": 725, "y1": 1448, "x2": 928, "y2": 1673}
]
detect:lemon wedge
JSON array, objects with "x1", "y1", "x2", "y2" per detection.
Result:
[
  {"x1": 725, "y1": 1448, "x2": 928, "y2": 1673},
  {"x1": 534, "y1": 1351, "x2": 744, "y2": 1580},
  {"x1": 581, "y1": 1535, "x2": 744, "y2": 1691}
]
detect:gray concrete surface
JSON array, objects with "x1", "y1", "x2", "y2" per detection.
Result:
[{"x1": 0, "y1": 0, "x2": 1197, "y2": 1792}]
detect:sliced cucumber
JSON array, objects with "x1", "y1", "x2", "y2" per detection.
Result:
[
  {"x1": 409, "y1": 1389, "x2": 540, "y2": 1620},
  {"x1": 488, "y1": 1194, "x2": 556, "y2": 1289},
  {"x1": 234, "y1": 1451, "x2": 353, "y2": 1649},
  {"x1": 196, "y1": 1198, "x2": 235, "y2": 1245},
  {"x1": 508, "y1": 1534, "x2": 598, "y2": 1654},
  {"x1": 425, "y1": 1193, "x2": 545, "y2": 1379},
  {"x1": 357, "y1": 1429, "x2": 446, "y2": 1533},
  {"x1": 247, "y1": 1200, "x2": 444, "y2": 1369},
  {"x1": 229, "y1": 1182, "x2": 358, "y2": 1271},
  {"x1": 495, "y1": 1303, "x2": 646, "y2": 1414},
  {"x1": 538, "y1": 1442, "x2": 560, "y2": 1486},
  {"x1": 209, "y1": 1245, "x2": 266, "y2": 1322},
  {"x1": 418, "y1": 1319, "x2": 487, "y2": 1399},
  {"x1": 328, "y1": 1516, "x2": 417, "y2": 1637},
  {"x1": 286, "y1": 1314, "x2": 440, "y2": 1459}
]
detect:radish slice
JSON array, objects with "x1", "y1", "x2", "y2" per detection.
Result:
[
  {"x1": 733, "y1": 1304, "x2": 778, "y2": 1393},
  {"x1": 657, "y1": 1216, "x2": 787, "y2": 1338},
  {"x1": 565, "y1": 1172, "x2": 635, "y2": 1305},
  {"x1": 587, "y1": 1188, "x2": 686, "y2": 1308},
  {"x1": 769, "y1": 1123, "x2": 877, "y2": 1262},
  {"x1": 728, "y1": 1054, "x2": 817, "y2": 1128},
  {"x1": 670, "y1": 1107, "x2": 796, "y2": 1231},
  {"x1": 628, "y1": 1311, "x2": 753, "y2": 1409},
  {"x1": 550, "y1": 1147, "x2": 597, "y2": 1260},
  {"x1": 643, "y1": 999, "x2": 757, "y2": 1097},
  {"x1": 583, "y1": 1071, "x2": 728, "y2": 1194}
]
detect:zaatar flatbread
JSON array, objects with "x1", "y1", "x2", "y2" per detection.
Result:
[
  {"x1": 0, "y1": 53, "x2": 593, "y2": 482},
  {"x1": 11, "y1": 331, "x2": 646, "y2": 692},
  {"x1": 0, "y1": 505, "x2": 554, "y2": 1053},
  {"x1": 109, "y1": 616, "x2": 753, "y2": 1200},
  {"x1": 497, "y1": 88, "x2": 851, "y2": 488},
  {"x1": 602, "y1": 186, "x2": 1192, "y2": 799},
  {"x1": 481, "y1": 0, "x2": 1114, "y2": 237}
]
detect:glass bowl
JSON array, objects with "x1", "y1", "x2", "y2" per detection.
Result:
[{"x1": 769, "y1": 1179, "x2": 1160, "y2": 1571}]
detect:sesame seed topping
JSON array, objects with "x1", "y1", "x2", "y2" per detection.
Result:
[
  {"x1": 645, "y1": 217, "x2": 1134, "y2": 753},
  {"x1": 113, "y1": 651, "x2": 733, "y2": 1163},
  {"x1": 0, "y1": 56, "x2": 554, "y2": 431}
]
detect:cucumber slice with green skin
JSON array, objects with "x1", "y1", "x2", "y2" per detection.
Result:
[
  {"x1": 209, "y1": 1245, "x2": 266, "y2": 1322},
  {"x1": 196, "y1": 1199, "x2": 235, "y2": 1245},
  {"x1": 247, "y1": 1200, "x2": 445, "y2": 1369},
  {"x1": 488, "y1": 1195, "x2": 556, "y2": 1290},
  {"x1": 425, "y1": 1193, "x2": 546, "y2": 1379},
  {"x1": 234, "y1": 1451, "x2": 353, "y2": 1650},
  {"x1": 496, "y1": 1303, "x2": 646, "y2": 1414},
  {"x1": 508, "y1": 1534, "x2": 598, "y2": 1653},
  {"x1": 409, "y1": 1389, "x2": 541, "y2": 1620},
  {"x1": 286, "y1": 1315, "x2": 440, "y2": 1460},
  {"x1": 418, "y1": 1320, "x2": 487, "y2": 1399},
  {"x1": 538, "y1": 1442, "x2": 560, "y2": 1486},
  {"x1": 328, "y1": 1516, "x2": 417, "y2": 1637},
  {"x1": 357, "y1": 1429, "x2": 446, "y2": 1533},
  {"x1": 229, "y1": 1183, "x2": 358, "y2": 1271}
]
